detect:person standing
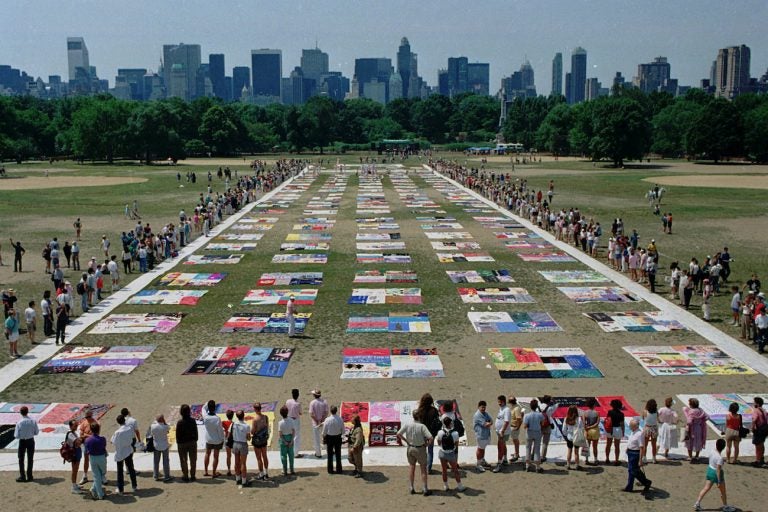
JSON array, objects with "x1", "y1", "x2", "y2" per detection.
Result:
[
  {"x1": 71, "y1": 242, "x2": 80, "y2": 271},
  {"x1": 63, "y1": 241, "x2": 73, "y2": 269},
  {"x1": 414, "y1": 393, "x2": 440, "y2": 473},
  {"x1": 437, "y1": 416, "x2": 465, "y2": 492},
  {"x1": 9, "y1": 238, "x2": 25, "y2": 272},
  {"x1": 492, "y1": 394, "x2": 510, "y2": 473},
  {"x1": 583, "y1": 398, "x2": 601, "y2": 465},
  {"x1": 396, "y1": 411, "x2": 433, "y2": 496},
  {"x1": 286, "y1": 388, "x2": 302, "y2": 458},
  {"x1": 107, "y1": 256, "x2": 120, "y2": 292},
  {"x1": 14, "y1": 405, "x2": 38, "y2": 482},
  {"x1": 694, "y1": 439, "x2": 735, "y2": 512},
  {"x1": 231, "y1": 410, "x2": 251, "y2": 486},
  {"x1": 250, "y1": 403, "x2": 270, "y2": 480},
  {"x1": 348, "y1": 415, "x2": 365, "y2": 478},
  {"x1": 111, "y1": 415, "x2": 137, "y2": 495},
  {"x1": 508, "y1": 396, "x2": 524, "y2": 462},
  {"x1": 5, "y1": 307, "x2": 21, "y2": 358},
  {"x1": 277, "y1": 405, "x2": 296, "y2": 476},
  {"x1": 684, "y1": 398, "x2": 709, "y2": 462},
  {"x1": 472, "y1": 400, "x2": 492, "y2": 472},
  {"x1": 150, "y1": 415, "x2": 172, "y2": 482},
  {"x1": 724, "y1": 402, "x2": 743, "y2": 464},
  {"x1": 646, "y1": 256, "x2": 658, "y2": 293},
  {"x1": 78, "y1": 409, "x2": 98, "y2": 485},
  {"x1": 751, "y1": 396, "x2": 768, "y2": 467},
  {"x1": 309, "y1": 389, "x2": 329, "y2": 458},
  {"x1": 286, "y1": 295, "x2": 297, "y2": 337},
  {"x1": 41, "y1": 290, "x2": 53, "y2": 337},
  {"x1": 523, "y1": 399, "x2": 545, "y2": 473},
  {"x1": 176, "y1": 404, "x2": 198, "y2": 482},
  {"x1": 657, "y1": 397, "x2": 679, "y2": 459},
  {"x1": 321, "y1": 405, "x2": 344, "y2": 474},
  {"x1": 202, "y1": 400, "x2": 225, "y2": 478},
  {"x1": 84, "y1": 423, "x2": 107, "y2": 500},
  {"x1": 23, "y1": 301, "x2": 37, "y2": 345},
  {"x1": 562, "y1": 405, "x2": 582, "y2": 470},
  {"x1": 65, "y1": 419, "x2": 84, "y2": 494},
  {"x1": 540, "y1": 395, "x2": 558, "y2": 462},
  {"x1": 623, "y1": 419, "x2": 652, "y2": 494},
  {"x1": 755, "y1": 308, "x2": 768, "y2": 353},
  {"x1": 100, "y1": 236, "x2": 110, "y2": 258},
  {"x1": 642, "y1": 399, "x2": 659, "y2": 464},
  {"x1": 73, "y1": 218, "x2": 82, "y2": 241}
]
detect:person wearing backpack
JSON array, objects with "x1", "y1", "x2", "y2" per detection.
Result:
[
  {"x1": 65, "y1": 419, "x2": 84, "y2": 494},
  {"x1": 437, "y1": 417, "x2": 465, "y2": 492}
]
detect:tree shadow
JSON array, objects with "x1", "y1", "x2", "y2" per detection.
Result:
[{"x1": 29, "y1": 476, "x2": 65, "y2": 485}]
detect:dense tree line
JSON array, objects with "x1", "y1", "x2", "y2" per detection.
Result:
[{"x1": 1, "y1": 89, "x2": 767, "y2": 164}]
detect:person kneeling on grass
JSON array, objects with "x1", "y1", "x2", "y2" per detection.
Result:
[{"x1": 694, "y1": 438, "x2": 735, "y2": 512}]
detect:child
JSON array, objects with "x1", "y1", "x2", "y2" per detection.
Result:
[
  {"x1": 694, "y1": 438, "x2": 735, "y2": 512},
  {"x1": 730, "y1": 286, "x2": 741, "y2": 326}
]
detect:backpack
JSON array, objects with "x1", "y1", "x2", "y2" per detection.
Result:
[
  {"x1": 60, "y1": 433, "x2": 75, "y2": 463},
  {"x1": 541, "y1": 406, "x2": 552, "y2": 429},
  {"x1": 441, "y1": 428, "x2": 457, "y2": 452},
  {"x1": 76, "y1": 282, "x2": 85, "y2": 295},
  {"x1": 453, "y1": 417, "x2": 465, "y2": 438}
]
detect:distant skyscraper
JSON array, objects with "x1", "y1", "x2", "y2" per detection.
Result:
[
  {"x1": 67, "y1": 37, "x2": 91, "y2": 93},
  {"x1": 354, "y1": 58, "x2": 392, "y2": 101},
  {"x1": 209, "y1": 54, "x2": 229, "y2": 101},
  {"x1": 163, "y1": 43, "x2": 202, "y2": 100},
  {"x1": 251, "y1": 49, "x2": 282, "y2": 100},
  {"x1": 437, "y1": 69, "x2": 449, "y2": 96},
  {"x1": 715, "y1": 45, "x2": 751, "y2": 99},
  {"x1": 116, "y1": 68, "x2": 147, "y2": 100},
  {"x1": 300, "y1": 47, "x2": 329, "y2": 83},
  {"x1": 282, "y1": 66, "x2": 315, "y2": 105},
  {"x1": 468, "y1": 63, "x2": 490, "y2": 96},
  {"x1": 633, "y1": 56, "x2": 671, "y2": 93},
  {"x1": 612, "y1": 71, "x2": 626, "y2": 91},
  {"x1": 551, "y1": 53, "x2": 563, "y2": 97},
  {"x1": 567, "y1": 47, "x2": 587, "y2": 104},
  {"x1": 232, "y1": 66, "x2": 250, "y2": 99},
  {"x1": 447, "y1": 57, "x2": 469, "y2": 97},
  {"x1": 397, "y1": 37, "x2": 414, "y2": 99},
  {"x1": 318, "y1": 72, "x2": 350, "y2": 102},
  {"x1": 502, "y1": 61, "x2": 536, "y2": 100}
]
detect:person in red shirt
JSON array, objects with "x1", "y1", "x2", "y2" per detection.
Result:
[{"x1": 222, "y1": 410, "x2": 234, "y2": 476}]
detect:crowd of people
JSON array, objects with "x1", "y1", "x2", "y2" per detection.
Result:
[
  {"x1": 431, "y1": 159, "x2": 766, "y2": 353},
  {"x1": 13, "y1": 389, "x2": 766, "y2": 511},
  {"x1": 2, "y1": 160, "x2": 305, "y2": 358}
]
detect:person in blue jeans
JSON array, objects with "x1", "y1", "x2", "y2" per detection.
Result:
[
  {"x1": 84, "y1": 423, "x2": 107, "y2": 500},
  {"x1": 623, "y1": 419, "x2": 652, "y2": 494}
]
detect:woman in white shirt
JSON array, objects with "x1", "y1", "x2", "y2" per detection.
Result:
[
  {"x1": 562, "y1": 405, "x2": 583, "y2": 470},
  {"x1": 657, "y1": 397, "x2": 679, "y2": 459},
  {"x1": 694, "y1": 439, "x2": 735, "y2": 512},
  {"x1": 150, "y1": 415, "x2": 171, "y2": 482},
  {"x1": 642, "y1": 399, "x2": 659, "y2": 464}
]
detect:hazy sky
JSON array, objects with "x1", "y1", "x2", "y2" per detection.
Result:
[{"x1": 3, "y1": 0, "x2": 767, "y2": 94}]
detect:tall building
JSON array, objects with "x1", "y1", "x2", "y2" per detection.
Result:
[
  {"x1": 502, "y1": 61, "x2": 536, "y2": 100},
  {"x1": 116, "y1": 68, "x2": 147, "y2": 100},
  {"x1": 251, "y1": 49, "x2": 282, "y2": 101},
  {"x1": 447, "y1": 56, "x2": 469, "y2": 97},
  {"x1": 437, "y1": 69, "x2": 449, "y2": 96},
  {"x1": 209, "y1": 54, "x2": 229, "y2": 101},
  {"x1": 0, "y1": 65, "x2": 32, "y2": 94},
  {"x1": 397, "y1": 37, "x2": 415, "y2": 99},
  {"x1": 633, "y1": 56, "x2": 671, "y2": 93},
  {"x1": 67, "y1": 37, "x2": 91, "y2": 93},
  {"x1": 567, "y1": 47, "x2": 587, "y2": 104},
  {"x1": 318, "y1": 72, "x2": 350, "y2": 102},
  {"x1": 551, "y1": 52, "x2": 563, "y2": 97},
  {"x1": 282, "y1": 66, "x2": 315, "y2": 105},
  {"x1": 232, "y1": 66, "x2": 251, "y2": 99},
  {"x1": 612, "y1": 71, "x2": 626, "y2": 91},
  {"x1": 162, "y1": 43, "x2": 201, "y2": 100},
  {"x1": 715, "y1": 45, "x2": 751, "y2": 99},
  {"x1": 468, "y1": 63, "x2": 490, "y2": 96},
  {"x1": 354, "y1": 58, "x2": 392, "y2": 101},
  {"x1": 300, "y1": 47, "x2": 329, "y2": 83}
]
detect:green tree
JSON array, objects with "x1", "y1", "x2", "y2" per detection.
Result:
[
  {"x1": 686, "y1": 98, "x2": 743, "y2": 162},
  {"x1": 744, "y1": 103, "x2": 768, "y2": 162},
  {"x1": 449, "y1": 94, "x2": 499, "y2": 138},
  {"x1": 199, "y1": 105, "x2": 238, "y2": 155},
  {"x1": 502, "y1": 96, "x2": 553, "y2": 149},
  {"x1": 128, "y1": 101, "x2": 184, "y2": 163},
  {"x1": 299, "y1": 96, "x2": 339, "y2": 153},
  {"x1": 364, "y1": 117, "x2": 404, "y2": 141},
  {"x1": 413, "y1": 94, "x2": 452, "y2": 143},
  {"x1": 568, "y1": 101, "x2": 595, "y2": 156},
  {"x1": 337, "y1": 98, "x2": 382, "y2": 143},
  {"x1": 589, "y1": 97, "x2": 650, "y2": 167},
  {"x1": 70, "y1": 95, "x2": 131, "y2": 163},
  {"x1": 650, "y1": 99, "x2": 704, "y2": 157},
  {"x1": 385, "y1": 98, "x2": 416, "y2": 133},
  {"x1": 536, "y1": 103, "x2": 573, "y2": 155}
]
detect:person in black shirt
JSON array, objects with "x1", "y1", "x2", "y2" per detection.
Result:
[
  {"x1": 9, "y1": 239, "x2": 24, "y2": 272},
  {"x1": 176, "y1": 404, "x2": 198, "y2": 482}
]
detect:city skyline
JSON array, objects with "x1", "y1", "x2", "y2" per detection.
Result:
[{"x1": 2, "y1": 0, "x2": 767, "y2": 97}]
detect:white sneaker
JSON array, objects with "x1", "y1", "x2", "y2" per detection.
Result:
[
  {"x1": 79, "y1": 476, "x2": 88, "y2": 485},
  {"x1": 476, "y1": 464, "x2": 485, "y2": 473},
  {"x1": 456, "y1": 483, "x2": 466, "y2": 492},
  {"x1": 443, "y1": 483, "x2": 449, "y2": 491}
]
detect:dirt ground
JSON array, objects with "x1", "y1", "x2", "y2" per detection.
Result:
[
  {"x1": 0, "y1": 176, "x2": 147, "y2": 190},
  {"x1": 644, "y1": 175, "x2": 768, "y2": 189},
  {"x1": 1, "y1": 164, "x2": 767, "y2": 512}
]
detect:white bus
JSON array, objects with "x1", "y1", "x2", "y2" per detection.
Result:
[{"x1": 494, "y1": 143, "x2": 524, "y2": 154}]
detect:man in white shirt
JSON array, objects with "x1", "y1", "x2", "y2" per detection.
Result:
[
  {"x1": 202, "y1": 400, "x2": 225, "y2": 477},
  {"x1": 756, "y1": 309, "x2": 768, "y2": 353},
  {"x1": 107, "y1": 256, "x2": 119, "y2": 292},
  {"x1": 623, "y1": 419, "x2": 652, "y2": 494},
  {"x1": 321, "y1": 405, "x2": 344, "y2": 474},
  {"x1": 493, "y1": 395, "x2": 511, "y2": 473},
  {"x1": 14, "y1": 406, "x2": 39, "y2": 482},
  {"x1": 111, "y1": 415, "x2": 137, "y2": 495},
  {"x1": 120, "y1": 408, "x2": 141, "y2": 445},
  {"x1": 309, "y1": 389, "x2": 329, "y2": 458},
  {"x1": 397, "y1": 413, "x2": 433, "y2": 495},
  {"x1": 24, "y1": 301, "x2": 37, "y2": 344},
  {"x1": 286, "y1": 389, "x2": 302, "y2": 457}
]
